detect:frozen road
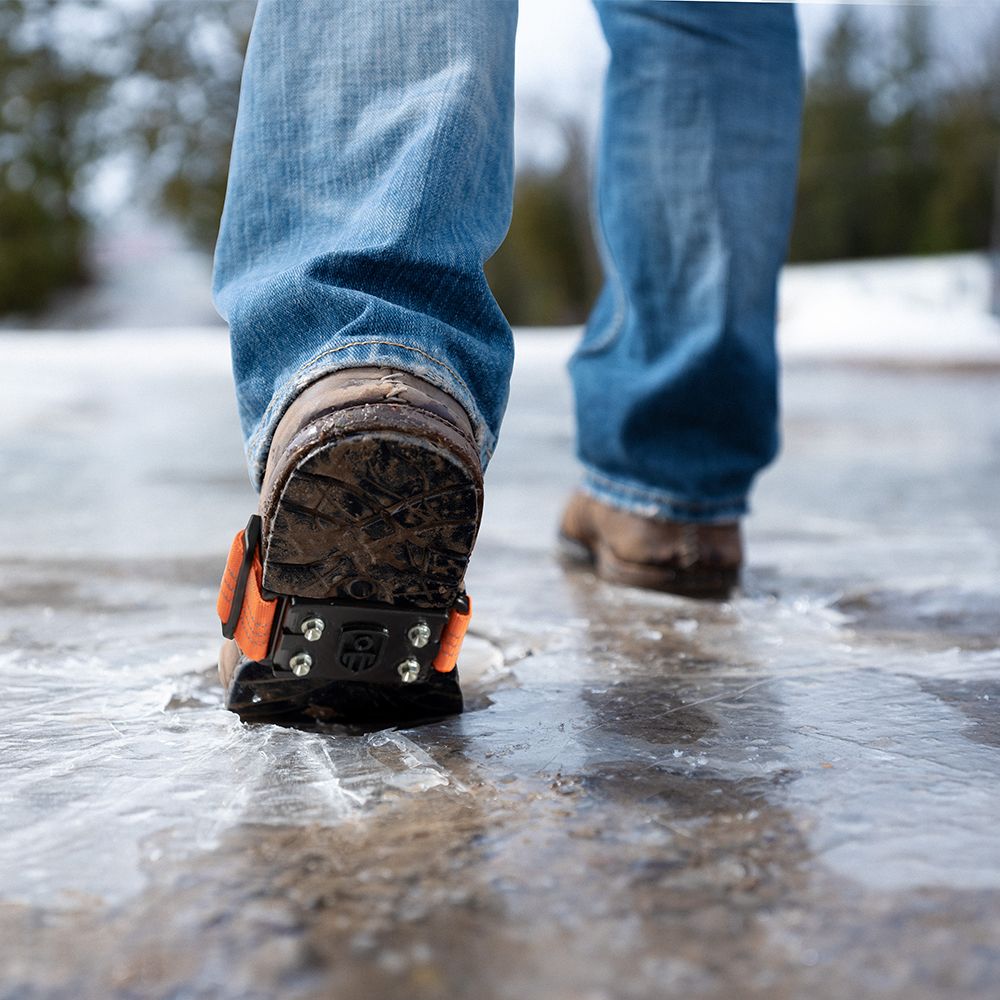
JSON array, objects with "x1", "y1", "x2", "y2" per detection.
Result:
[{"x1": 2, "y1": 298, "x2": 1000, "y2": 997}]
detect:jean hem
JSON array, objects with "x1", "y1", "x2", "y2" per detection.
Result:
[
  {"x1": 581, "y1": 466, "x2": 748, "y2": 524},
  {"x1": 244, "y1": 340, "x2": 497, "y2": 490}
]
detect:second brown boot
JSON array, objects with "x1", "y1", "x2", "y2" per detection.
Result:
[{"x1": 559, "y1": 491, "x2": 741, "y2": 598}]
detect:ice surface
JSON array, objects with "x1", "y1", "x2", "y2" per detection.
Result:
[{"x1": 3, "y1": 255, "x2": 1000, "y2": 998}]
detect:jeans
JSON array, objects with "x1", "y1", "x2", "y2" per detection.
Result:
[{"x1": 213, "y1": 1, "x2": 802, "y2": 523}]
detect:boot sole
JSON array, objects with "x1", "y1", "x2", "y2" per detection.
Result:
[{"x1": 224, "y1": 401, "x2": 483, "y2": 721}]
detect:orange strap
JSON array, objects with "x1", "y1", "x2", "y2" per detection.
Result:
[
  {"x1": 218, "y1": 521, "x2": 470, "y2": 672},
  {"x1": 432, "y1": 597, "x2": 472, "y2": 673},
  {"x1": 217, "y1": 528, "x2": 278, "y2": 662}
]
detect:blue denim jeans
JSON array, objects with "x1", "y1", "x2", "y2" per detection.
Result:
[{"x1": 213, "y1": 1, "x2": 802, "y2": 523}]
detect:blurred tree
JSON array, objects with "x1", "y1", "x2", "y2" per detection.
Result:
[
  {"x1": 922, "y1": 87, "x2": 999, "y2": 253},
  {"x1": 0, "y1": 0, "x2": 113, "y2": 313},
  {"x1": 790, "y1": 6, "x2": 1000, "y2": 265},
  {"x1": 118, "y1": 0, "x2": 254, "y2": 248},
  {"x1": 789, "y1": 8, "x2": 881, "y2": 261},
  {"x1": 993, "y1": 151, "x2": 1000, "y2": 315},
  {"x1": 2, "y1": 2, "x2": 999, "y2": 322},
  {"x1": 922, "y1": 17, "x2": 1000, "y2": 255},
  {"x1": 0, "y1": 0, "x2": 252, "y2": 315},
  {"x1": 873, "y1": 6, "x2": 936, "y2": 255},
  {"x1": 487, "y1": 116, "x2": 601, "y2": 326}
]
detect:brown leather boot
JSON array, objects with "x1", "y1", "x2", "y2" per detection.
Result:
[
  {"x1": 558, "y1": 491, "x2": 741, "y2": 598},
  {"x1": 217, "y1": 368, "x2": 483, "y2": 720}
]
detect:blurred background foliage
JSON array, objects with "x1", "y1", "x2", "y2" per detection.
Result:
[
  {"x1": 0, "y1": 0, "x2": 253, "y2": 316},
  {"x1": 0, "y1": 1, "x2": 998, "y2": 323}
]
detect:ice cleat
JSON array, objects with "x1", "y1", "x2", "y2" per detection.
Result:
[{"x1": 216, "y1": 369, "x2": 483, "y2": 722}]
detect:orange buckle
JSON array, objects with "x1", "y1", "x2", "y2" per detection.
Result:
[
  {"x1": 432, "y1": 595, "x2": 472, "y2": 673},
  {"x1": 217, "y1": 514, "x2": 278, "y2": 663}
]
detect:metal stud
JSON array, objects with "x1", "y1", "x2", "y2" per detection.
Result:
[
  {"x1": 289, "y1": 652, "x2": 313, "y2": 677},
  {"x1": 300, "y1": 617, "x2": 325, "y2": 642},
  {"x1": 407, "y1": 621, "x2": 432, "y2": 648},
  {"x1": 397, "y1": 658, "x2": 421, "y2": 683}
]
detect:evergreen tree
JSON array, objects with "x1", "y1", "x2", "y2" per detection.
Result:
[
  {"x1": 2, "y1": 3, "x2": 999, "y2": 321},
  {"x1": 120, "y1": 1, "x2": 253, "y2": 248},
  {"x1": 0, "y1": 0, "x2": 114, "y2": 313},
  {"x1": 875, "y1": 6, "x2": 936, "y2": 255},
  {"x1": 486, "y1": 116, "x2": 601, "y2": 326},
  {"x1": 790, "y1": 8, "x2": 880, "y2": 261}
]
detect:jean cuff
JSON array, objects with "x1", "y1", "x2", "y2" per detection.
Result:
[
  {"x1": 581, "y1": 465, "x2": 748, "y2": 524},
  {"x1": 245, "y1": 339, "x2": 497, "y2": 491}
]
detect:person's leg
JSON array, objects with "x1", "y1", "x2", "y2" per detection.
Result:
[
  {"x1": 212, "y1": 0, "x2": 517, "y2": 719},
  {"x1": 571, "y1": 1, "x2": 802, "y2": 524},
  {"x1": 213, "y1": 0, "x2": 518, "y2": 489}
]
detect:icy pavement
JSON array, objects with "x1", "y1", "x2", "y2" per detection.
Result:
[{"x1": 3, "y1": 291, "x2": 1000, "y2": 997}]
